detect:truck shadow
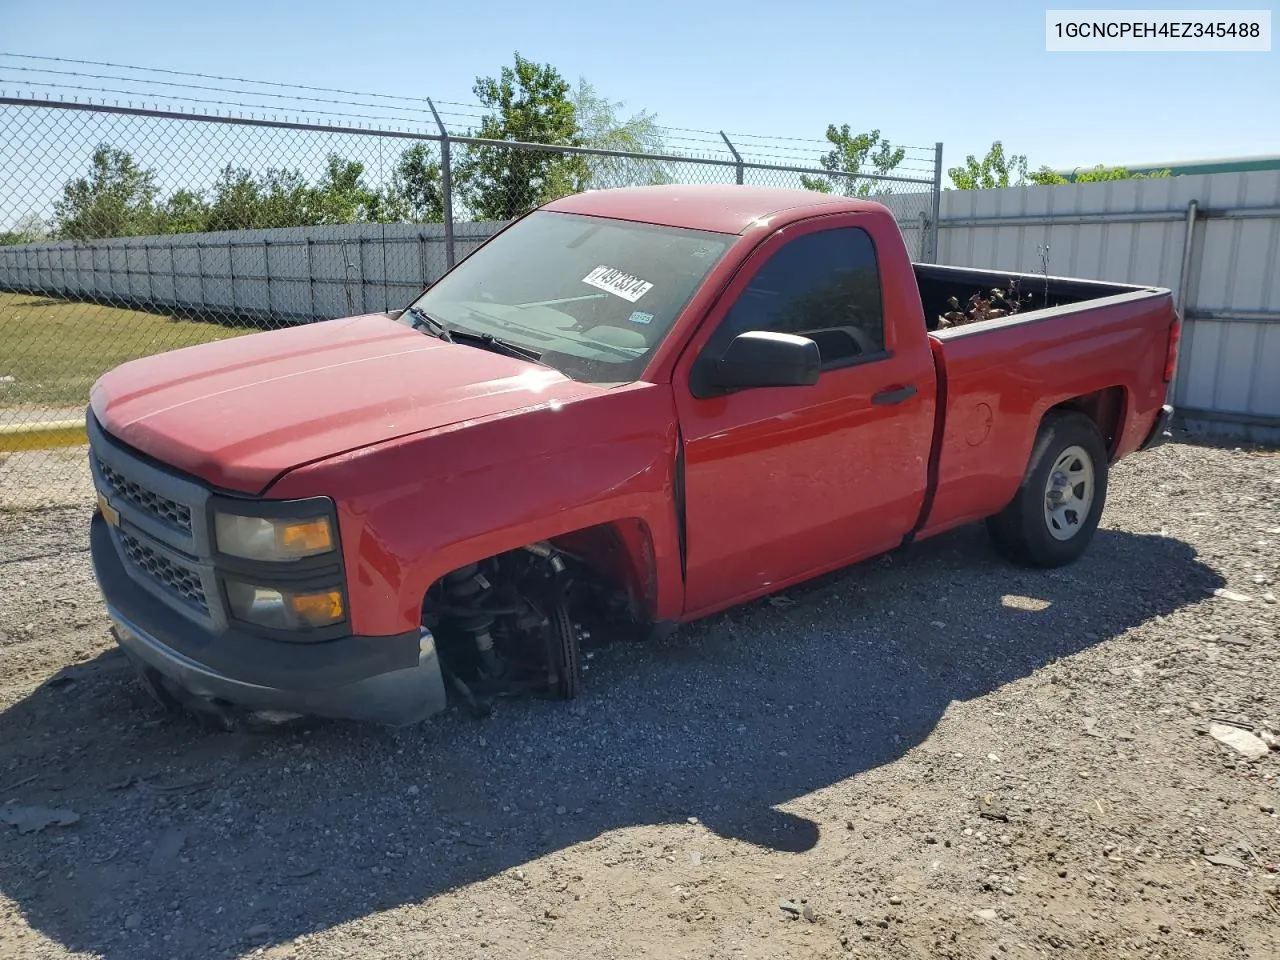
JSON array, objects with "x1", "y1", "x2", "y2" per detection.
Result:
[{"x1": 0, "y1": 525, "x2": 1224, "y2": 958}]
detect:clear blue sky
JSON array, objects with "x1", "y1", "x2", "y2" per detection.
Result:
[{"x1": 3, "y1": 0, "x2": 1278, "y2": 180}]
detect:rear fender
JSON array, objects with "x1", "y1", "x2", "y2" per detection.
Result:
[
  {"x1": 1007, "y1": 385, "x2": 1131, "y2": 503},
  {"x1": 1048, "y1": 386, "x2": 1129, "y2": 460}
]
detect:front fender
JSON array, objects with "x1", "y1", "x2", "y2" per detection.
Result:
[{"x1": 267, "y1": 383, "x2": 683, "y2": 636}]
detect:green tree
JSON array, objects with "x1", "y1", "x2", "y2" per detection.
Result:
[
  {"x1": 381, "y1": 143, "x2": 445, "y2": 223},
  {"x1": 158, "y1": 189, "x2": 210, "y2": 234},
  {"x1": 0, "y1": 213, "x2": 48, "y2": 245},
  {"x1": 205, "y1": 166, "x2": 267, "y2": 231},
  {"x1": 308, "y1": 155, "x2": 380, "y2": 225},
  {"x1": 204, "y1": 165, "x2": 317, "y2": 229},
  {"x1": 1053, "y1": 164, "x2": 1173, "y2": 183},
  {"x1": 949, "y1": 141, "x2": 1175, "y2": 188},
  {"x1": 257, "y1": 169, "x2": 313, "y2": 227},
  {"x1": 948, "y1": 141, "x2": 1030, "y2": 189},
  {"x1": 570, "y1": 78, "x2": 671, "y2": 188},
  {"x1": 54, "y1": 144, "x2": 161, "y2": 239},
  {"x1": 457, "y1": 52, "x2": 589, "y2": 221},
  {"x1": 799, "y1": 126, "x2": 906, "y2": 197}
]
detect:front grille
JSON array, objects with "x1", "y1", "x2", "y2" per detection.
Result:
[
  {"x1": 96, "y1": 455, "x2": 193, "y2": 535},
  {"x1": 119, "y1": 530, "x2": 209, "y2": 615}
]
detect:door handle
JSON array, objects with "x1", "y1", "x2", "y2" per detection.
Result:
[{"x1": 872, "y1": 384, "x2": 918, "y2": 406}]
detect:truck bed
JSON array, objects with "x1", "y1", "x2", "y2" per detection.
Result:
[
  {"x1": 913, "y1": 262, "x2": 1176, "y2": 543},
  {"x1": 914, "y1": 262, "x2": 1159, "y2": 334}
]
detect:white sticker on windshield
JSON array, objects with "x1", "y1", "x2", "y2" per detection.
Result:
[{"x1": 582, "y1": 265, "x2": 654, "y2": 303}]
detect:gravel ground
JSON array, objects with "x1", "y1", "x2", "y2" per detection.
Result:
[{"x1": 1, "y1": 435, "x2": 1278, "y2": 960}]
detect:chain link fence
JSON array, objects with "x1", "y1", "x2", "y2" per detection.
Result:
[{"x1": 0, "y1": 97, "x2": 940, "y2": 511}]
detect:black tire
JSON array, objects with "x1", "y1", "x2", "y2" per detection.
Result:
[
  {"x1": 986, "y1": 411, "x2": 1109, "y2": 568},
  {"x1": 547, "y1": 601, "x2": 582, "y2": 700}
]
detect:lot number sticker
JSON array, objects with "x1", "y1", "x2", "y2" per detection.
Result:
[{"x1": 582, "y1": 265, "x2": 654, "y2": 303}]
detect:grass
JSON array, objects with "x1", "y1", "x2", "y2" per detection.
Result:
[{"x1": 0, "y1": 292, "x2": 258, "y2": 409}]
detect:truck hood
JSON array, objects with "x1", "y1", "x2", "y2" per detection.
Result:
[{"x1": 90, "y1": 312, "x2": 604, "y2": 493}]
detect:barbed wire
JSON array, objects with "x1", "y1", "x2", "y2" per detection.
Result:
[
  {"x1": 0, "y1": 79, "x2": 462, "y2": 129},
  {"x1": 0, "y1": 64, "x2": 452, "y2": 118},
  {"x1": 0, "y1": 52, "x2": 474, "y2": 107},
  {"x1": 0, "y1": 53, "x2": 938, "y2": 168}
]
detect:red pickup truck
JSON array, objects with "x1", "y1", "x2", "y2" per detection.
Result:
[{"x1": 86, "y1": 184, "x2": 1179, "y2": 727}]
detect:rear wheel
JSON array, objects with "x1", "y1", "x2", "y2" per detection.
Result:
[{"x1": 986, "y1": 411, "x2": 1108, "y2": 567}]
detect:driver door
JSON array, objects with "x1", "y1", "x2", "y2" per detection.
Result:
[{"x1": 674, "y1": 218, "x2": 936, "y2": 617}]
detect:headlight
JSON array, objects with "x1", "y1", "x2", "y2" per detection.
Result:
[
  {"x1": 214, "y1": 511, "x2": 334, "y2": 561},
  {"x1": 225, "y1": 580, "x2": 345, "y2": 630}
]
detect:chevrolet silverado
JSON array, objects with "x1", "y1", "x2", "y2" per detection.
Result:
[{"x1": 85, "y1": 184, "x2": 1180, "y2": 727}]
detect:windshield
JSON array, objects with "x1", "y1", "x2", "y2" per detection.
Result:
[{"x1": 402, "y1": 210, "x2": 735, "y2": 384}]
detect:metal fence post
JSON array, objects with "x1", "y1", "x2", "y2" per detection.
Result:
[
  {"x1": 305, "y1": 238, "x2": 315, "y2": 318},
  {"x1": 381, "y1": 222, "x2": 390, "y2": 312},
  {"x1": 357, "y1": 237, "x2": 367, "y2": 314},
  {"x1": 168, "y1": 243, "x2": 177, "y2": 313},
  {"x1": 1169, "y1": 199, "x2": 1199, "y2": 403},
  {"x1": 1176, "y1": 199, "x2": 1199, "y2": 315},
  {"x1": 196, "y1": 242, "x2": 206, "y2": 310},
  {"x1": 340, "y1": 240, "x2": 355, "y2": 316},
  {"x1": 930, "y1": 142, "x2": 944, "y2": 263},
  {"x1": 427, "y1": 99, "x2": 456, "y2": 270},
  {"x1": 263, "y1": 237, "x2": 272, "y2": 320},
  {"x1": 721, "y1": 131, "x2": 744, "y2": 185}
]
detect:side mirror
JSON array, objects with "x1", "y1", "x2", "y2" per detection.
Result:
[{"x1": 700, "y1": 330, "x2": 821, "y2": 395}]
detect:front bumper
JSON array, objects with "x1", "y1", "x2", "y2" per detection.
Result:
[
  {"x1": 1140, "y1": 403, "x2": 1176, "y2": 451},
  {"x1": 91, "y1": 514, "x2": 448, "y2": 726}
]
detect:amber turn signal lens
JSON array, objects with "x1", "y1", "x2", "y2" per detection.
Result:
[
  {"x1": 280, "y1": 519, "x2": 333, "y2": 554},
  {"x1": 289, "y1": 590, "x2": 344, "y2": 627},
  {"x1": 225, "y1": 580, "x2": 345, "y2": 631}
]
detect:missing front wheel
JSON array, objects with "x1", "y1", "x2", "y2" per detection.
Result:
[{"x1": 424, "y1": 544, "x2": 584, "y2": 712}]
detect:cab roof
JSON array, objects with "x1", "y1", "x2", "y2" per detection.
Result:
[{"x1": 542, "y1": 184, "x2": 888, "y2": 236}]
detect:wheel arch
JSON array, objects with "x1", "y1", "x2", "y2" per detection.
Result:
[
  {"x1": 1044, "y1": 385, "x2": 1129, "y2": 460},
  {"x1": 403, "y1": 515, "x2": 668, "y2": 629}
]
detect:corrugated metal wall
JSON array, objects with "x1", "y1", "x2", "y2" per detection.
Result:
[
  {"x1": 936, "y1": 171, "x2": 1280, "y2": 435},
  {"x1": 0, "y1": 198, "x2": 940, "y2": 319},
  {"x1": 3, "y1": 174, "x2": 1277, "y2": 432},
  {"x1": 0, "y1": 221, "x2": 500, "y2": 323}
]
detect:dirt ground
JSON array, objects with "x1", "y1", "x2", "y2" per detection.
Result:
[{"x1": 0, "y1": 435, "x2": 1277, "y2": 960}]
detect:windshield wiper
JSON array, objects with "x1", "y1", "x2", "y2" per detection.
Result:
[
  {"x1": 404, "y1": 305, "x2": 453, "y2": 343},
  {"x1": 447, "y1": 329, "x2": 546, "y2": 365},
  {"x1": 408, "y1": 305, "x2": 546, "y2": 365}
]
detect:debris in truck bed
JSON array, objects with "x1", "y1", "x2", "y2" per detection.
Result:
[{"x1": 937, "y1": 278, "x2": 1034, "y2": 329}]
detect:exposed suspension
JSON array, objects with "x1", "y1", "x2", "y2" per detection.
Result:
[
  {"x1": 440, "y1": 564, "x2": 502, "y2": 680},
  {"x1": 424, "y1": 542, "x2": 584, "y2": 711}
]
